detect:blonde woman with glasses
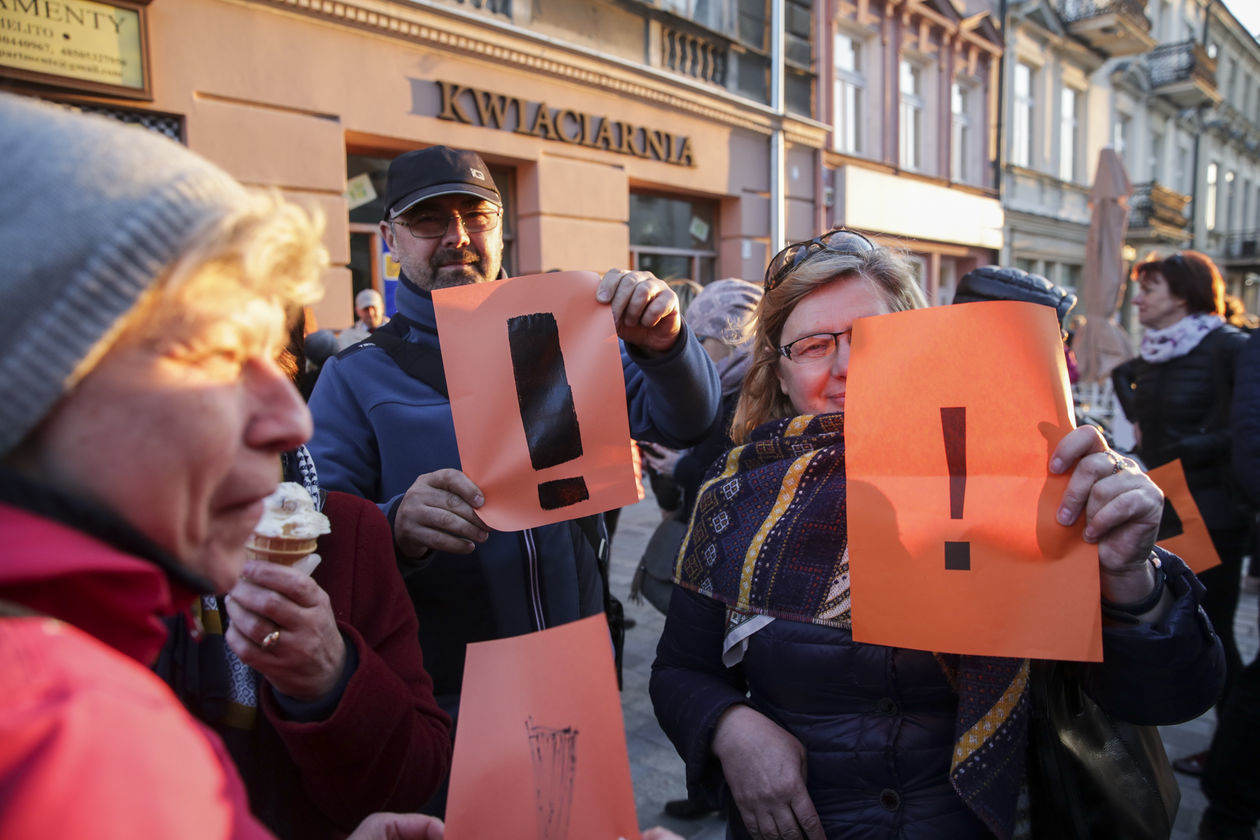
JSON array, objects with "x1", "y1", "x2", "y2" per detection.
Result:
[{"x1": 650, "y1": 230, "x2": 1223, "y2": 840}]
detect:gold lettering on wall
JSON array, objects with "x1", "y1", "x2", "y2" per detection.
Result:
[{"x1": 433, "y1": 80, "x2": 695, "y2": 167}]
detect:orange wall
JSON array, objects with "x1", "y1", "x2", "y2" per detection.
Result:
[{"x1": 33, "y1": 0, "x2": 799, "y2": 325}]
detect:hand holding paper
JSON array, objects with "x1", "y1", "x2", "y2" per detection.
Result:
[
  {"x1": 433, "y1": 271, "x2": 641, "y2": 531},
  {"x1": 846, "y1": 301, "x2": 1101, "y2": 660},
  {"x1": 1048, "y1": 428, "x2": 1165, "y2": 601},
  {"x1": 596, "y1": 268, "x2": 682, "y2": 354},
  {"x1": 393, "y1": 468, "x2": 489, "y2": 558}
]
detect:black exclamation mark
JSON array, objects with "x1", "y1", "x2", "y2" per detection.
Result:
[
  {"x1": 941, "y1": 406, "x2": 969, "y2": 571},
  {"x1": 507, "y1": 313, "x2": 590, "y2": 511}
]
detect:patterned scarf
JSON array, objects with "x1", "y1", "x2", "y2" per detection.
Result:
[
  {"x1": 674, "y1": 413, "x2": 1031, "y2": 840},
  {"x1": 1140, "y1": 312, "x2": 1224, "y2": 363}
]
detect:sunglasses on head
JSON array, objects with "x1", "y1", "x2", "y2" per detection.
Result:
[{"x1": 763, "y1": 228, "x2": 877, "y2": 292}]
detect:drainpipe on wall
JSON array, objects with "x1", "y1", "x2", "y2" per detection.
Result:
[
  {"x1": 816, "y1": 0, "x2": 831, "y2": 234},
  {"x1": 771, "y1": 0, "x2": 786, "y2": 253},
  {"x1": 994, "y1": 0, "x2": 1008, "y2": 200},
  {"x1": 1189, "y1": 0, "x2": 1214, "y2": 251}
]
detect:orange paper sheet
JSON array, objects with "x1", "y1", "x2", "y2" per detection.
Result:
[
  {"x1": 846, "y1": 301, "x2": 1103, "y2": 661},
  {"x1": 1146, "y1": 459, "x2": 1222, "y2": 574},
  {"x1": 444, "y1": 615, "x2": 641, "y2": 840},
  {"x1": 433, "y1": 272, "x2": 641, "y2": 531}
]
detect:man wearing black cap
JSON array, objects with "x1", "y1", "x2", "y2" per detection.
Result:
[{"x1": 306, "y1": 145, "x2": 721, "y2": 772}]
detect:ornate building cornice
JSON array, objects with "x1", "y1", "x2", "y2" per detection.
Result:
[{"x1": 244, "y1": 0, "x2": 826, "y2": 141}]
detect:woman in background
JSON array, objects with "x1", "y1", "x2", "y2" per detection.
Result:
[{"x1": 1112, "y1": 250, "x2": 1250, "y2": 778}]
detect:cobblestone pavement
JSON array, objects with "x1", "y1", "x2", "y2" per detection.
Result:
[{"x1": 610, "y1": 488, "x2": 1259, "y2": 840}]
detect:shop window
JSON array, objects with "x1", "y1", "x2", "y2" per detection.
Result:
[
  {"x1": 629, "y1": 192, "x2": 717, "y2": 285},
  {"x1": 52, "y1": 100, "x2": 182, "y2": 142}
]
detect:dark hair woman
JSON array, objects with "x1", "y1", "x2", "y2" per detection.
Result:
[{"x1": 1112, "y1": 249, "x2": 1251, "y2": 778}]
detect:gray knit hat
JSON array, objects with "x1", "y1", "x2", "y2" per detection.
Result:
[
  {"x1": 685, "y1": 278, "x2": 763, "y2": 349},
  {"x1": 0, "y1": 94, "x2": 248, "y2": 455}
]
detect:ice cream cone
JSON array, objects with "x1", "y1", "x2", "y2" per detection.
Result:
[{"x1": 245, "y1": 534, "x2": 319, "y2": 566}]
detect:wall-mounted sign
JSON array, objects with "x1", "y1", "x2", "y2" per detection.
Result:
[
  {"x1": 0, "y1": 0, "x2": 152, "y2": 100},
  {"x1": 436, "y1": 80, "x2": 694, "y2": 167}
]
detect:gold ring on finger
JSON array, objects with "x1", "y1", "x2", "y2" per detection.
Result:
[{"x1": 261, "y1": 630, "x2": 281, "y2": 650}]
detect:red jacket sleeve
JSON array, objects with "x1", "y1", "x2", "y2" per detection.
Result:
[{"x1": 0, "y1": 620, "x2": 272, "y2": 840}]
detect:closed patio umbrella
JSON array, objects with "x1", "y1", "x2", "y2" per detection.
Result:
[{"x1": 1074, "y1": 148, "x2": 1133, "y2": 384}]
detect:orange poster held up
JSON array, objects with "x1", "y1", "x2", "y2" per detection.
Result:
[
  {"x1": 433, "y1": 271, "x2": 641, "y2": 531},
  {"x1": 1146, "y1": 459, "x2": 1221, "y2": 574},
  {"x1": 444, "y1": 615, "x2": 641, "y2": 840},
  {"x1": 846, "y1": 301, "x2": 1103, "y2": 661}
]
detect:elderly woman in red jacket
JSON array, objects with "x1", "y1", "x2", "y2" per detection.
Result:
[{"x1": 0, "y1": 94, "x2": 446, "y2": 840}]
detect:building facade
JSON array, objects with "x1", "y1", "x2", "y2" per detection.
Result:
[
  {"x1": 820, "y1": 0, "x2": 1006, "y2": 304},
  {"x1": 994, "y1": 0, "x2": 1259, "y2": 321},
  {"x1": 0, "y1": 0, "x2": 829, "y2": 328}
]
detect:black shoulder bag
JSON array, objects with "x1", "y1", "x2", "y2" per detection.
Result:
[{"x1": 1026, "y1": 659, "x2": 1180, "y2": 839}]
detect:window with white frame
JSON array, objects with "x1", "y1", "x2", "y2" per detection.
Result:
[
  {"x1": 1149, "y1": 128, "x2": 1163, "y2": 182},
  {"x1": 1156, "y1": 0, "x2": 1171, "y2": 40},
  {"x1": 1225, "y1": 169, "x2": 1236, "y2": 228},
  {"x1": 900, "y1": 59, "x2": 924, "y2": 171},
  {"x1": 1176, "y1": 142, "x2": 1192, "y2": 195},
  {"x1": 1059, "y1": 86, "x2": 1080, "y2": 182},
  {"x1": 1242, "y1": 179, "x2": 1252, "y2": 232},
  {"x1": 1012, "y1": 62, "x2": 1034, "y2": 168},
  {"x1": 951, "y1": 81, "x2": 971, "y2": 182},
  {"x1": 1206, "y1": 162, "x2": 1219, "y2": 231},
  {"x1": 1113, "y1": 112, "x2": 1129, "y2": 157},
  {"x1": 834, "y1": 31, "x2": 865, "y2": 154}
]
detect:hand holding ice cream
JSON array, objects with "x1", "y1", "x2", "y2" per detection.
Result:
[{"x1": 225, "y1": 482, "x2": 348, "y2": 701}]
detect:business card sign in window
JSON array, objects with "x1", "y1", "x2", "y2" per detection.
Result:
[{"x1": 1, "y1": 0, "x2": 152, "y2": 100}]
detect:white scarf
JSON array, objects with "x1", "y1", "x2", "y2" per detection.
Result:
[{"x1": 1140, "y1": 313, "x2": 1224, "y2": 363}]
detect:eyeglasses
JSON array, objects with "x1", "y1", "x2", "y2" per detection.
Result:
[
  {"x1": 393, "y1": 207, "x2": 501, "y2": 239},
  {"x1": 777, "y1": 329, "x2": 852, "y2": 363},
  {"x1": 763, "y1": 228, "x2": 876, "y2": 292}
]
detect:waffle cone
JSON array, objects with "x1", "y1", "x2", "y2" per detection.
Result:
[{"x1": 246, "y1": 534, "x2": 318, "y2": 566}]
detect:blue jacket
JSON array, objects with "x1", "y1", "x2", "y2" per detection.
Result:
[
  {"x1": 650, "y1": 549, "x2": 1223, "y2": 839},
  {"x1": 308, "y1": 275, "x2": 720, "y2": 702}
]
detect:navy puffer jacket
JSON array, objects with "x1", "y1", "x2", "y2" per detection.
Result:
[
  {"x1": 1230, "y1": 330, "x2": 1260, "y2": 507},
  {"x1": 651, "y1": 550, "x2": 1222, "y2": 839},
  {"x1": 1112, "y1": 324, "x2": 1250, "y2": 530}
]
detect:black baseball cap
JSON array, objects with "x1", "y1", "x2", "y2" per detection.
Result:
[{"x1": 383, "y1": 145, "x2": 502, "y2": 220}]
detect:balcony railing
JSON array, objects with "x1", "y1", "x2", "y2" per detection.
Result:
[
  {"x1": 1129, "y1": 180, "x2": 1191, "y2": 234},
  {"x1": 438, "y1": 0, "x2": 512, "y2": 17},
  {"x1": 1220, "y1": 230, "x2": 1260, "y2": 261},
  {"x1": 1058, "y1": 0, "x2": 1154, "y2": 56},
  {"x1": 1146, "y1": 40, "x2": 1219, "y2": 107},
  {"x1": 661, "y1": 25, "x2": 728, "y2": 86}
]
